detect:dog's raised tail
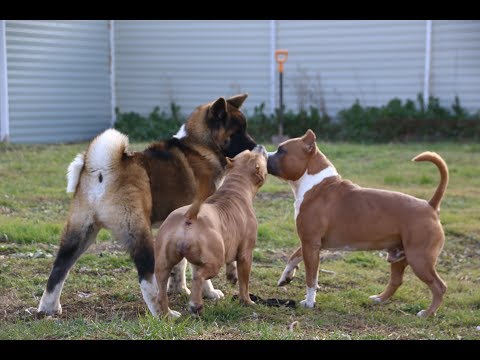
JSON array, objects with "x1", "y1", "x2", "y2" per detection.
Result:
[
  {"x1": 184, "y1": 163, "x2": 216, "y2": 222},
  {"x1": 412, "y1": 151, "x2": 449, "y2": 212},
  {"x1": 66, "y1": 152, "x2": 86, "y2": 193}
]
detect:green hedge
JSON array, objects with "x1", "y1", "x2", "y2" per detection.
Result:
[{"x1": 114, "y1": 94, "x2": 480, "y2": 143}]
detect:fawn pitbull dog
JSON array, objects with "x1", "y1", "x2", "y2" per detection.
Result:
[
  {"x1": 154, "y1": 145, "x2": 268, "y2": 317},
  {"x1": 267, "y1": 129, "x2": 448, "y2": 317}
]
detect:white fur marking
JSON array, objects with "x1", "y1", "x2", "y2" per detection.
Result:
[
  {"x1": 66, "y1": 153, "x2": 85, "y2": 193},
  {"x1": 300, "y1": 286, "x2": 317, "y2": 308},
  {"x1": 173, "y1": 124, "x2": 187, "y2": 139},
  {"x1": 140, "y1": 275, "x2": 159, "y2": 316},
  {"x1": 38, "y1": 283, "x2": 64, "y2": 315},
  {"x1": 288, "y1": 166, "x2": 338, "y2": 219},
  {"x1": 369, "y1": 295, "x2": 382, "y2": 304},
  {"x1": 417, "y1": 309, "x2": 428, "y2": 318}
]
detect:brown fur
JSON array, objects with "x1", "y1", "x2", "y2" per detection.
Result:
[
  {"x1": 268, "y1": 129, "x2": 449, "y2": 317},
  {"x1": 153, "y1": 147, "x2": 268, "y2": 317}
]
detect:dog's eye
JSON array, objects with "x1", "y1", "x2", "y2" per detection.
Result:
[{"x1": 277, "y1": 147, "x2": 285, "y2": 154}]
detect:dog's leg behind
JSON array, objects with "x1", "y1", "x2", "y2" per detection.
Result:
[
  {"x1": 278, "y1": 246, "x2": 302, "y2": 286},
  {"x1": 167, "y1": 259, "x2": 190, "y2": 295},
  {"x1": 38, "y1": 212, "x2": 99, "y2": 315},
  {"x1": 168, "y1": 257, "x2": 225, "y2": 301},
  {"x1": 369, "y1": 259, "x2": 408, "y2": 303},
  {"x1": 226, "y1": 261, "x2": 238, "y2": 285}
]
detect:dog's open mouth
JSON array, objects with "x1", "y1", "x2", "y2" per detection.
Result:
[{"x1": 232, "y1": 293, "x2": 296, "y2": 308}]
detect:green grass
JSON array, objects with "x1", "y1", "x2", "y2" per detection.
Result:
[{"x1": 1, "y1": 141, "x2": 479, "y2": 339}]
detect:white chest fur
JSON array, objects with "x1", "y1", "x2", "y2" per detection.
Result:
[{"x1": 288, "y1": 166, "x2": 338, "y2": 220}]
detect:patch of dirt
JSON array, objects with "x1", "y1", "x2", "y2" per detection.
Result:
[
  {"x1": 88, "y1": 241, "x2": 124, "y2": 254},
  {"x1": 0, "y1": 206, "x2": 15, "y2": 216}
]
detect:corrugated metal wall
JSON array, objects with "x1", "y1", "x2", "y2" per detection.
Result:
[
  {"x1": 6, "y1": 20, "x2": 111, "y2": 143},
  {"x1": 115, "y1": 20, "x2": 271, "y2": 117},
  {"x1": 277, "y1": 20, "x2": 426, "y2": 115},
  {"x1": 430, "y1": 20, "x2": 480, "y2": 114},
  {"x1": 2, "y1": 20, "x2": 479, "y2": 143}
]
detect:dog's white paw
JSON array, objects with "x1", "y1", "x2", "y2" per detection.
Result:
[
  {"x1": 300, "y1": 299, "x2": 315, "y2": 308},
  {"x1": 416, "y1": 310, "x2": 428, "y2": 318},
  {"x1": 37, "y1": 293, "x2": 62, "y2": 316},
  {"x1": 37, "y1": 302, "x2": 62, "y2": 316},
  {"x1": 168, "y1": 309, "x2": 182, "y2": 319},
  {"x1": 204, "y1": 288, "x2": 224, "y2": 300},
  {"x1": 369, "y1": 295, "x2": 383, "y2": 304}
]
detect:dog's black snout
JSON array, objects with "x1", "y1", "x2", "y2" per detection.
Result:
[{"x1": 267, "y1": 156, "x2": 277, "y2": 175}]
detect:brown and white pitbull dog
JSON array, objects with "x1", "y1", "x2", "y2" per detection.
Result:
[
  {"x1": 267, "y1": 129, "x2": 449, "y2": 317},
  {"x1": 153, "y1": 145, "x2": 268, "y2": 318}
]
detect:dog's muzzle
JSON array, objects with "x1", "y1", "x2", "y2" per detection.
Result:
[{"x1": 253, "y1": 145, "x2": 268, "y2": 160}]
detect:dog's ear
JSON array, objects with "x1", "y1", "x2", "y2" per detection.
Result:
[
  {"x1": 209, "y1": 97, "x2": 228, "y2": 125},
  {"x1": 226, "y1": 157, "x2": 235, "y2": 169},
  {"x1": 227, "y1": 93, "x2": 248, "y2": 109},
  {"x1": 254, "y1": 163, "x2": 266, "y2": 185},
  {"x1": 302, "y1": 129, "x2": 316, "y2": 153}
]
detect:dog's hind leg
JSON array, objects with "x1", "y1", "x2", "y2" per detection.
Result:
[
  {"x1": 189, "y1": 263, "x2": 221, "y2": 315},
  {"x1": 300, "y1": 240, "x2": 321, "y2": 308},
  {"x1": 369, "y1": 259, "x2": 408, "y2": 303},
  {"x1": 109, "y1": 212, "x2": 158, "y2": 316},
  {"x1": 408, "y1": 255, "x2": 446, "y2": 317},
  {"x1": 278, "y1": 246, "x2": 302, "y2": 286},
  {"x1": 38, "y1": 215, "x2": 99, "y2": 316},
  {"x1": 237, "y1": 252, "x2": 255, "y2": 306}
]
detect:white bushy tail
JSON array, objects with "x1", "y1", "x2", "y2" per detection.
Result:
[
  {"x1": 65, "y1": 129, "x2": 129, "y2": 194},
  {"x1": 66, "y1": 153, "x2": 85, "y2": 193}
]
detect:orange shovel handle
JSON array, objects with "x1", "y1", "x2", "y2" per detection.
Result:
[{"x1": 275, "y1": 49, "x2": 289, "y2": 73}]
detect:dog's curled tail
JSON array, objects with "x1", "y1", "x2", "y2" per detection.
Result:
[
  {"x1": 66, "y1": 152, "x2": 86, "y2": 193},
  {"x1": 66, "y1": 129, "x2": 128, "y2": 194},
  {"x1": 412, "y1": 151, "x2": 449, "y2": 212}
]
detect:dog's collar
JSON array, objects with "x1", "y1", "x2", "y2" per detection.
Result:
[{"x1": 288, "y1": 166, "x2": 339, "y2": 219}]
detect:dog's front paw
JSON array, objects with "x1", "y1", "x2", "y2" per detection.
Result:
[
  {"x1": 299, "y1": 299, "x2": 315, "y2": 308},
  {"x1": 416, "y1": 309, "x2": 433, "y2": 318},
  {"x1": 188, "y1": 301, "x2": 204, "y2": 316},
  {"x1": 240, "y1": 298, "x2": 256, "y2": 306},
  {"x1": 368, "y1": 295, "x2": 383, "y2": 304},
  {"x1": 204, "y1": 288, "x2": 224, "y2": 300}
]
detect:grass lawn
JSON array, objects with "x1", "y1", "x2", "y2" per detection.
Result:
[{"x1": 0, "y1": 140, "x2": 479, "y2": 339}]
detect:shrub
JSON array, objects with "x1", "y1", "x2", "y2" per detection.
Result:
[{"x1": 114, "y1": 94, "x2": 480, "y2": 143}]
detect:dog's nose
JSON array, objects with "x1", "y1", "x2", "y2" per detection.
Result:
[{"x1": 253, "y1": 145, "x2": 268, "y2": 159}]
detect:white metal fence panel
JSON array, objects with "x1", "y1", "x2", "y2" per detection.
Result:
[
  {"x1": 276, "y1": 20, "x2": 426, "y2": 117},
  {"x1": 430, "y1": 20, "x2": 480, "y2": 114},
  {"x1": 114, "y1": 20, "x2": 271, "y2": 118},
  {"x1": 6, "y1": 20, "x2": 111, "y2": 143}
]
